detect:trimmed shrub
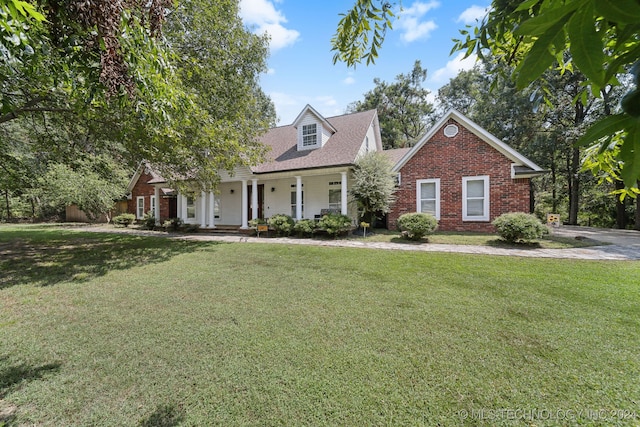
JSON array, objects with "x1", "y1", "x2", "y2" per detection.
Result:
[
  {"x1": 112, "y1": 213, "x2": 135, "y2": 227},
  {"x1": 142, "y1": 211, "x2": 156, "y2": 229},
  {"x1": 318, "y1": 213, "x2": 353, "y2": 238},
  {"x1": 397, "y1": 212, "x2": 438, "y2": 241},
  {"x1": 181, "y1": 223, "x2": 200, "y2": 233},
  {"x1": 162, "y1": 217, "x2": 183, "y2": 231},
  {"x1": 268, "y1": 214, "x2": 295, "y2": 236},
  {"x1": 294, "y1": 219, "x2": 317, "y2": 237},
  {"x1": 493, "y1": 212, "x2": 548, "y2": 243}
]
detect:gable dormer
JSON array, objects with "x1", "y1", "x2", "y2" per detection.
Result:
[{"x1": 292, "y1": 104, "x2": 337, "y2": 151}]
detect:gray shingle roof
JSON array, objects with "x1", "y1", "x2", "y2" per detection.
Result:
[
  {"x1": 252, "y1": 109, "x2": 378, "y2": 174},
  {"x1": 382, "y1": 148, "x2": 411, "y2": 166}
]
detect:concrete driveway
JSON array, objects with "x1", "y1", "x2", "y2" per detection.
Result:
[{"x1": 551, "y1": 225, "x2": 640, "y2": 246}]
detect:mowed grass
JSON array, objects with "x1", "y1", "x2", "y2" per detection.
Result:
[{"x1": 1, "y1": 225, "x2": 639, "y2": 426}]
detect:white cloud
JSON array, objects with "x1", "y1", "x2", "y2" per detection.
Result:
[
  {"x1": 315, "y1": 96, "x2": 338, "y2": 108},
  {"x1": 457, "y1": 5, "x2": 490, "y2": 25},
  {"x1": 430, "y1": 52, "x2": 478, "y2": 84},
  {"x1": 343, "y1": 76, "x2": 356, "y2": 85},
  {"x1": 398, "y1": 1, "x2": 440, "y2": 43},
  {"x1": 266, "y1": 68, "x2": 275, "y2": 75},
  {"x1": 239, "y1": 0, "x2": 300, "y2": 51}
]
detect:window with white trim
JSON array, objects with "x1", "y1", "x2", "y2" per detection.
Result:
[
  {"x1": 150, "y1": 195, "x2": 156, "y2": 217},
  {"x1": 214, "y1": 198, "x2": 221, "y2": 219},
  {"x1": 416, "y1": 179, "x2": 440, "y2": 219},
  {"x1": 186, "y1": 195, "x2": 196, "y2": 219},
  {"x1": 302, "y1": 124, "x2": 317, "y2": 147},
  {"x1": 462, "y1": 176, "x2": 490, "y2": 221},
  {"x1": 290, "y1": 184, "x2": 304, "y2": 217},
  {"x1": 328, "y1": 181, "x2": 341, "y2": 211},
  {"x1": 136, "y1": 196, "x2": 145, "y2": 219}
]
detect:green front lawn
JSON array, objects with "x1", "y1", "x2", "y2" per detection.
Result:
[{"x1": 1, "y1": 225, "x2": 638, "y2": 426}]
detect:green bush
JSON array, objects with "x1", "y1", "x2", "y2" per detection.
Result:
[
  {"x1": 294, "y1": 219, "x2": 317, "y2": 237},
  {"x1": 318, "y1": 213, "x2": 353, "y2": 238},
  {"x1": 181, "y1": 223, "x2": 200, "y2": 233},
  {"x1": 162, "y1": 217, "x2": 183, "y2": 231},
  {"x1": 112, "y1": 213, "x2": 135, "y2": 227},
  {"x1": 268, "y1": 214, "x2": 295, "y2": 236},
  {"x1": 142, "y1": 211, "x2": 157, "y2": 229},
  {"x1": 248, "y1": 218, "x2": 267, "y2": 228},
  {"x1": 397, "y1": 212, "x2": 438, "y2": 241},
  {"x1": 492, "y1": 212, "x2": 548, "y2": 243}
]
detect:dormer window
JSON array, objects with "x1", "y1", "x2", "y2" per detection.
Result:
[{"x1": 302, "y1": 124, "x2": 318, "y2": 147}]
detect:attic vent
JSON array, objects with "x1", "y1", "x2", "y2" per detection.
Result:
[{"x1": 444, "y1": 124, "x2": 459, "y2": 138}]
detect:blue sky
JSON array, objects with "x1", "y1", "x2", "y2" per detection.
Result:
[{"x1": 239, "y1": 1, "x2": 490, "y2": 125}]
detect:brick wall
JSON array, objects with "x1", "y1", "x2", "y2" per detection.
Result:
[
  {"x1": 127, "y1": 171, "x2": 173, "y2": 222},
  {"x1": 388, "y1": 118, "x2": 531, "y2": 232}
]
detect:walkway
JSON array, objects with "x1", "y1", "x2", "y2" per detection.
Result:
[{"x1": 79, "y1": 225, "x2": 640, "y2": 261}]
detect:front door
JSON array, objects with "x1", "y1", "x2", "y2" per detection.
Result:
[{"x1": 248, "y1": 184, "x2": 264, "y2": 219}]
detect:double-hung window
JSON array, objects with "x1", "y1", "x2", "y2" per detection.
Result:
[
  {"x1": 136, "y1": 196, "x2": 145, "y2": 219},
  {"x1": 328, "y1": 181, "x2": 341, "y2": 211},
  {"x1": 302, "y1": 124, "x2": 317, "y2": 147},
  {"x1": 462, "y1": 176, "x2": 490, "y2": 221},
  {"x1": 150, "y1": 195, "x2": 156, "y2": 217},
  {"x1": 186, "y1": 195, "x2": 196, "y2": 219},
  {"x1": 416, "y1": 179, "x2": 440, "y2": 219},
  {"x1": 290, "y1": 184, "x2": 304, "y2": 218}
]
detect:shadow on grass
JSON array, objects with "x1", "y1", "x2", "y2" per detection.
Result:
[
  {"x1": 485, "y1": 239, "x2": 542, "y2": 249},
  {"x1": 0, "y1": 229, "x2": 219, "y2": 289},
  {"x1": 0, "y1": 358, "x2": 62, "y2": 399},
  {"x1": 139, "y1": 403, "x2": 186, "y2": 427}
]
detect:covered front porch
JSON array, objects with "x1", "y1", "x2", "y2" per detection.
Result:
[{"x1": 165, "y1": 167, "x2": 354, "y2": 229}]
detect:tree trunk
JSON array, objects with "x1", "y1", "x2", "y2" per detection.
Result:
[
  {"x1": 4, "y1": 190, "x2": 10, "y2": 220},
  {"x1": 615, "y1": 180, "x2": 627, "y2": 229},
  {"x1": 568, "y1": 147, "x2": 580, "y2": 225},
  {"x1": 551, "y1": 156, "x2": 558, "y2": 213},
  {"x1": 636, "y1": 181, "x2": 640, "y2": 231}
]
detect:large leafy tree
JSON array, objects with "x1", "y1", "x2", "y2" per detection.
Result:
[
  {"x1": 333, "y1": 0, "x2": 640, "y2": 188},
  {"x1": 348, "y1": 60, "x2": 435, "y2": 149},
  {"x1": 1, "y1": 0, "x2": 275, "y2": 219},
  {"x1": 451, "y1": 0, "x2": 640, "y2": 187}
]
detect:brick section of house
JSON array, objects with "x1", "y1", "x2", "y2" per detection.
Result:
[
  {"x1": 127, "y1": 171, "x2": 173, "y2": 222},
  {"x1": 388, "y1": 118, "x2": 531, "y2": 232}
]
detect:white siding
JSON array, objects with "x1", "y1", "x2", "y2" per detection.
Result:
[
  {"x1": 219, "y1": 165, "x2": 253, "y2": 182},
  {"x1": 217, "y1": 182, "x2": 243, "y2": 225},
  {"x1": 356, "y1": 123, "x2": 380, "y2": 159},
  {"x1": 321, "y1": 124, "x2": 332, "y2": 146}
]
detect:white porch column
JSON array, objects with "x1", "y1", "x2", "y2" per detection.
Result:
[
  {"x1": 251, "y1": 179, "x2": 258, "y2": 220},
  {"x1": 154, "y1": 186, "x2": 161, "y2": 225},
  {"x1": 200, "y1": 191, "x2": 207, "y2": 228},
  {"x1": 180, "y1": 193, "x2": 187, "y2": 221},
  {"x1": 241, "y1": 179, "x2": 249, "y2": 229},
  {"x1": 208, "y1": 191, "x2": 215, "y2": 228},
  {"x1": 295, "y1": 176, "x2": 302, "y2": 220},
  {"x1": 341, "y1": 171, "x2": 348, "y2": 215}
]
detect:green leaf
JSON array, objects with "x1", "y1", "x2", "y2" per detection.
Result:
[
  {"x1": 514, "y1": 3, "x2": 578, "y2": 36},
  {"x1": 516, "y1": 19, "x2": 566, "y2": 89},
  {"x1": 605, "y1": 43, "x2": 640, "y2": 83},
  {"x1": 568, "y1": 2, "x2": 605, "y2": 87},
  {"x1": 575, "y1": 114, "x2": 634, "y2": 146},
  {"x1": 620, "y1": 122, "x2": 640, "y2": 186},
  {"x1": 515, "y1": 0, "x2": 542, "y2": 12},
  {"x1": 595, "y1": 0, "x2": 640, "y2": 24}
]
